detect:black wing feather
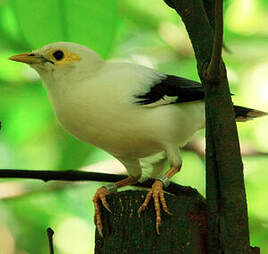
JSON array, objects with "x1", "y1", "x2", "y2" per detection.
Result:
[{"x1": 135, "y1": 75, "x2": 204, "y2": 105}]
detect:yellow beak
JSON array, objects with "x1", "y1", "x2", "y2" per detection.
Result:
[{"x1": 9, "y1": 53, "x2": 45, "y2": 64}]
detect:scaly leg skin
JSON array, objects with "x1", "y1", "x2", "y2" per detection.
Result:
[
  {"x1": 93, "y1": 187, "x2": 111, "y2": 237},
  {"x1": 138, "y1": 180, "x2": 172, "y2": 234},
  {"x1": 138, "y1": 166, "x2": 181, "y2": 235},
  {"x1": 93, "y1": 176, "x2": 138, "y2": 237}
]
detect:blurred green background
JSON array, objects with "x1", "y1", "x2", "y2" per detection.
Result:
[{"x1": 0, "y1": 0, "x2": 268, "y2": 253}]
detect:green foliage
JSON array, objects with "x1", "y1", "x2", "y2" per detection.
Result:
[
  {"x1": 2, "y1": 0, "x2": 121, "y2": 57},
  {"x1": 0, "y1": 0, "x2": 268, "y2": 253}
]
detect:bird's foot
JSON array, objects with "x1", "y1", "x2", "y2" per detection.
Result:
[
  {"x1": 93, "y1": 187, "x2": 112, "y2": 237},
  {"x1": 138, "y1": 180, "x2": 172, "y2": 234}
]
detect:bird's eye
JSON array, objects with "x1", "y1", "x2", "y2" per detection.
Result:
[{"x1": 53, "y1": 50, "x2": 64, "y2": 61}]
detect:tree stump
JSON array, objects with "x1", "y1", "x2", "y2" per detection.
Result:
[{"x1": 95, "y1": 188, "x2": 207, "y2": 253}]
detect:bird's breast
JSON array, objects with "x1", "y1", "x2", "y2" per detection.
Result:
[{"x1": 51, "y1": 90, "x2": 163, "y2": 158}]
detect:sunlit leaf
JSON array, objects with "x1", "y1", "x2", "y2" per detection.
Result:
[{"x1": 8, "y1": 0, "x2": 120, "y2": 57}]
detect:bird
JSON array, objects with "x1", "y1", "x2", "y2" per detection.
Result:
[{"x1": 9, "y1": 41, "x2": 267, "y2": 236}]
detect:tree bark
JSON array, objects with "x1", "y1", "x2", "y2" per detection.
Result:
[
  {"x1": 95, "y1": 189, "x2": 207, "y2": 254},
  {"x1": 163, "y1": 0, "x2": 255, "y2": 252}
]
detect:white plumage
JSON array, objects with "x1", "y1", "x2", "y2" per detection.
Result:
[
  {"x1": 18, "y1": 42, "x2": 205, "y2": 177},
  {"x1": 10, "y1": 41, "x2": 265, "y2": 236}
]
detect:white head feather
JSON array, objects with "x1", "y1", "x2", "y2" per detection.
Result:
[{"x1": 29, "y1": 42, "x2": 104, "y2": 85}]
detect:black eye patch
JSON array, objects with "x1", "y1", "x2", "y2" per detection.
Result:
[{"x1": 53, "y1": 50, "x2": 64, "y2": 61}]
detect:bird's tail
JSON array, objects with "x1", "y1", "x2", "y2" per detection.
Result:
[{"x1": 234, "y1": 105, "x2": 268, "y2": 122}]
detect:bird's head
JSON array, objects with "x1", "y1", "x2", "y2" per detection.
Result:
[{"x1": 9, "y1": 42, "x2": 104, "y2": 84}]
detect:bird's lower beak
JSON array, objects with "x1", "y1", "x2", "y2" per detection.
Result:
[{"x1": 9, "y1": 53, "x2": 45, "y2": 64}]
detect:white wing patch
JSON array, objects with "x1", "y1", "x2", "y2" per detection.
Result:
[{"x1": 141, "y1": 95, "x2": 178, "y2": 108}]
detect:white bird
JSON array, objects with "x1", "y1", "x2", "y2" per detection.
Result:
[{"x1": 9, "y1": 42, "x2": 267, "y2": 236}]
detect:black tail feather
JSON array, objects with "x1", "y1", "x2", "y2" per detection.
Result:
[{"x1": 234, "y1": 105, "x2": 267, "y2": 122}]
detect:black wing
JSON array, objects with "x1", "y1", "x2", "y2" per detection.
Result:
[{"x1": 135, "y1": 75, "x2": 204, "y2": 105}]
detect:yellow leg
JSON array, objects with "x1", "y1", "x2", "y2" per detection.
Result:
[
  {"x1": 93, "y1": 176, "x2": 138, "y2": 237},
  {"x1": 138, "y1": 165, "x2": 182, "y2": 235}
]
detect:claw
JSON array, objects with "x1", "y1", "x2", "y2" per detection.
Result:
[
  {"x1": 100, "y1": 192, "x2": 112, "y2": 213},
  {"x1": 138, "y1": 191, "x2": 152, "y2": 217},
  {"x1": 94, "y1": 213, "x2": 103, "y2": 237},
  {"x1": 93, "y1": 187, "x2": 111, "y2": 237},
  {"x1": 138, "y1": 180, "x2": 171, "y2": 234},
  {"x1": 159, "y1": 191, "x2": 172, "y2": 215}
]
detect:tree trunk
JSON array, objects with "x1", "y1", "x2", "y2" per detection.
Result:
[{"x1": 95, "y1": 189, "x2": 207, "y2": 254}]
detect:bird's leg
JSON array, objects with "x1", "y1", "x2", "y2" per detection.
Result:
[
  {"x1": 93, "y1": 176, "x2": 138, "y2": 237},
  {"x1": 138, "y1": 164, "x2": 182, "y2": 234}
]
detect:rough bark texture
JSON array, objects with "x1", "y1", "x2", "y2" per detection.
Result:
[
  {"x1": 95, "y1": 190, "x2": 207, "y2": 254},
  {"x1": 163, "y1": 0, "x2": 255, "y2": 253}
]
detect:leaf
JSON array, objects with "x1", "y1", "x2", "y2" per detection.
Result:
[{"x1": 7, "y1": 0, "x2": 120, "y2": 57}]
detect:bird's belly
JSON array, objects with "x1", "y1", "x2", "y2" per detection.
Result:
[
  {"x1": 55, "y1": 106, "x2": 163, "y2": 159},
  {"x1": 66, "y1": 124, "x2": 163, "y2": 158},
  {"x1": 52, "y1": 92, "x2": 205, "y2": 160}
]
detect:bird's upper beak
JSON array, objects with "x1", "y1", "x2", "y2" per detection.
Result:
[{"x1": 9, "y1": 53, "x2": 46, "y2": 64}]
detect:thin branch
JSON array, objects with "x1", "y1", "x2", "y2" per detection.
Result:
[
  {"x1": 47, "y1": 228, "x2": 55, "y2": 254},
  {"x1": 0, "y1": 169, "x2": 200, "y2": 197},
  {"x1": 206, "y1": 0, "x2": 223, "y2": 80},
  {"x1": 0, "y1": 169, "x2": 125, "y2": 182},
  {"x1": 203, "y1": 0, "x2": 216, "y2": 30},
  {"x1": 163, "y1": 0, "x2": 175, "y2": 8}
]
